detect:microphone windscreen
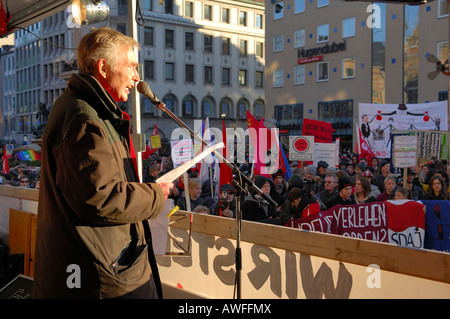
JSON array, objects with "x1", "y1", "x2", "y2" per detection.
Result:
[{"x1": 137, "y1": 81, "x2": 151, "y2": 96}]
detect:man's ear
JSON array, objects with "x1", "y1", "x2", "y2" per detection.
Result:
[{"x1": 97, "y1": 59, "x2": 108, "y2": 79}]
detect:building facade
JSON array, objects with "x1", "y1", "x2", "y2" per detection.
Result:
[
  {"x1": 2, "y1": 0, "x2": 266, "y2": 149},
  {"x1": 265, "y1": 0, "x2": 449, "y2": 150}
]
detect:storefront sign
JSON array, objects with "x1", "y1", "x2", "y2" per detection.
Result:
[{"x1": 297, "y1": 40, "x2": 347, "y2": 60}]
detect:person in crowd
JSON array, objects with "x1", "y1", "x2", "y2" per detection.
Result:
[
  {"x1": 418, "y1": 163, "x2": 430, "y2": 185},
  {"x1": 200, "y1": 179, "x2": 216, "y2": 207},
  {"x1": 177, "y1": 178, "x2": 205, "y2": 211},
  {"x1": 33, "y1": 27, "x2": 173, "y2": 299},
  {"x1": 346, "y1": 163, "x2": 355, "y2": 178},
  {"x1": 370, "y1": 157, "x2": 380, "y2": 175},
  {"x1": 242, "y1": 175, "x2": 280, "y2": 224},
  {"x1": 403, "y1": 169, "x2": 425, "y2": 200},
  {"x1": 351, "y1": 177, "x2": 377, "y2": 204},
  {"x1": 303, "y1": 164, "x2": 322, "y2": 195},
  {"x1": 270, "y1": 169, "x2": 288, "y2": 206},
  {"x1": 373, "y1": 160, "x2": 391, "y2": 193},
  {"x1": 144, "y1": 164, "x2": 160, "y2": 183},
  {"x1": 210, "y1": 184, "x2": 236, "y2": 218},
  {"x1": 279, "y1": 187, "x2": 321, "y2": 226},
  {"x1": 393, "y1": 187, "x2": 411, "y2": 200},
  {"x1": 376, "y1": 175, "x2": 397, "y2": 201},
  {"x1": 425, "y1": 175, "x2": 449, "y2": 200},
  {"x1": 362, "y1": 170, "x2": 381, "y2": 199},
  {"x1": 317, "y1": 173, "x2": 338, "y2": 210},
  {"x1": 326, "y1": 177, "x2": 356, "y2": 209},
  {"x1": 316, "y1": 161, "x2": 329, "y2": 181},
  {"x1": 193, "y1": 205, "x2": 209, "y2": 214}
]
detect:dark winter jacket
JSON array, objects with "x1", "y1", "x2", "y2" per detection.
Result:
[{"x1": 33, "y1": 73, "x2": 166, "y2": 299}]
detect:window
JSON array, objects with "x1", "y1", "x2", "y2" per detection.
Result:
[
  {"x1": 274, "y1": 2, "x2": 283, "y2": 20},
  {"x1": 256, "y1": 42, "x2": 264, "y2": 58},
  {"x1": 239, "y1": 40, "x2": 247, "y2": 56},
  {"x1": 144, "y1": 60, "x2": 154, "y2": 80},
  {"x1": 274, "y1": 69, "x2": 283, "y2": 87},
  {"x1": 162, "y1": 94, "x2": 177, "y2": 115},
  {"x1": 295, "y1": 0, "x2": 305, "y2": 14},
  {"x1": 185, "y1": 1, "x2": 193, "y2": 17},
  {"x1": 254, "y1": 99, "x2": 265, "y2": 118},
  {"x1": 274, "y1": 35, "x2": 283, "y2": 52},
  {"x1": 204, "y1": 35, "x2": 213, "y2": 53},
  {"x1": 202, "y1": 96, "x2": 216, "y2": 118},
  {"x1": 222, "y1": 37, "x2": 230, "y2": 54},
  {"x1": 317, "y1": 24, "x2": 329, "y2": 43},
  {"x1": 438, "y1": 41, "x2": 449, "y2": 63},
  {"x1": 185, "y1": 32, "x2": 194, "y2": 50},
  {"x1": 294, "y1": 29, "x2": 305, "y2": 48},
  {"x1": 144, "y1": 27, "x2": 154, "y2": 45},
  {"x1": 182, "y1": 95, "x2": 196, "y2": 117},
  {"x1": 222, "y1": 68, "x2": 230, "y2": 85},
  {"x1": 185, "y1": 64, "x2": 194, "y2": 82},
  {"x1": 317, "y1": 0, "x2": 329, "y2": 8},
  {"x1": 255, "y1": 14, "x2": 263, "y2": 29},
  {"x1": 204, "y1": 66, "x2": 213, "y2": 84},
  {"x1": 239, "y1": 70, "x2": 247, "y2": 86},
  {"x1": 222, "y1": 8, "x2": 230, "y2": 23},
  {"x1": 204, "y1": 5, "x2": 212, "y2": 20},
  {"x1": 142, "y1": 0, "x2": 152, "y2": 10},
  {"x1": 294, "y1": 65, "x2": 305, "y2": 85},
  {"x1": 256, "y1": 71, "x2": 264, "y2": 87},
  {"x1": 317, "y1": 61, "x2": 329, "y2": 82},
  {"x1": 220, "y1": 98, "x2": 233, "y2": 118},
  {"x1": 342, "y1": 17, "x2": 356, "y2": 38},
  {"x1": 439, "y1": 0, "x2": 449, "y2": 18},
  {"x1": 165, "y1": 62, "x2": 175, "y2": 80},
  {"x1": 237, "y1": 99, "x2": 249, "y2": 119},
  {"x1": 165, "y1": 29, "x2": 174, "y2": 48},
  {"x1": 342, "y1": 57, "x2": 355, "y2": 79},
  {"x1": 239, "y1": 11, "x2": 247, "y2": 26},
  {"x1": 143, "y1": 98, "x2": 155, "y2": 115}
]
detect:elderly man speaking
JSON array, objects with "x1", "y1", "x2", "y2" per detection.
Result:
[{"x1": 33, "y1": 28, "x2": 173, "y2": 299}]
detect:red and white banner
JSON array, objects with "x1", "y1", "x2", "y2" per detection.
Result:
[{"x1": 289, "y1": 200, "x2": 425, "y2": 249}]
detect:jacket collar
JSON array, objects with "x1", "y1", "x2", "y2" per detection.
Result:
[{"x1": 67, "y1": 72, "x2": 123, "y2": 119}]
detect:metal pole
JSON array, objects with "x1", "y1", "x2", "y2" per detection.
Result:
[{"x1": 128, "y1": 0, "x2": 143, "y2": 181}]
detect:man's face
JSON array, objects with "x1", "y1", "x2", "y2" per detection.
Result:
[
  {"x1": 104, "y1": 47, "x2": 140, "y2": 102},
  {"x1": 324, "y1": 177, "x2": 336, "y2": 191},
  {"x1": 273, "y1": 176, "x2": 283, "y2": 185},
  {"x1": 340, "y1": 186, "x2": 352, "y2": 199}
]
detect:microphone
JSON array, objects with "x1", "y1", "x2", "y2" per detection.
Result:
[{"x1": 136, "y1": 81, "x2": 161, "y2": 106}]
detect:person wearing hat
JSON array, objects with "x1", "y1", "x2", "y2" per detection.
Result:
[
  {"x1": 270, "y1": 169, "x2": 287, "y2": 207},
  {"x1": 402, "y1": 168, "x2": 425, "y2": 200},
  {"x1": 326, "y1": 177, "x2": 356, "y2": 209},
  {"x1": 242, "y1": 175, "x2": 280, "y2": 224},
  {"x1": 210, "y1": 184, "x2": 236, "y2": 218},
  {"x1": 373, "y1": 159, "x2": 391, "y2": 193},
  {"x1": 303, "y1": 164, "x2": 323, "y2": 195},
  {"x1": 317, "y1": 161, "x2": 329, "y2": 180}
]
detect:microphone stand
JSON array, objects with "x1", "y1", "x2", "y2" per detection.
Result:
[{"x1": 153, "y1": 101, "x2": 277, "y2": 299}]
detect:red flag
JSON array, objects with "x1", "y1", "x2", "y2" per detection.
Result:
[
  {"x1": 142, "y1": 124, "x2": 158, "y2": 160},
  {"x1": 356, "y1": 126, "x2": 374, "y2": 163},
  {"x1": 246, "y1": 111, "x2": 271, "y2": 177},
  {"x1": 219, "y1": 121, "x2": 233, "y2": 188},
  {"x1": 2, "y1": 145, "x2": 9, "y2": 175}
]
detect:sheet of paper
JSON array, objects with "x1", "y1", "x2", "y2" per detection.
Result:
[{"x1": 155, "y1": 142, "x2": 224, "y2": 183}]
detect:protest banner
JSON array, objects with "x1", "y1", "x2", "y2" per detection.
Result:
[
  {"x1": 302, "y1": 119, "x2": 332, "y2": 143},
  {"x1": 423, "y1": 200, "x2": 450, "y2": 253},
  {"x1": 289, "y1": 200, "x2": 425, "y2": 249},
  {"x1": 358, "y1": 101, "x2": 448, "y2": 158}
]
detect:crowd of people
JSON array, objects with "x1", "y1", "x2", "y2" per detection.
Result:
[
  {"x1": 0, "y1": 163, "x2": 40, "y2": 189},
  {"x1": 144, "y1": 153, "x2": 450, "y2": 227}
]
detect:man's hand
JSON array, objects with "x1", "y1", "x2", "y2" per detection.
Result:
[{"x1": 158, "y1": 182, "x2": 174, "y2": 199}]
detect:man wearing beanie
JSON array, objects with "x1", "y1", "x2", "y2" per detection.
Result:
[
  {"x1": 326, "y1": 177, "x2": 356, "y2": 209},
  {"x1": 373, "y1": 160, "x2": 391, "y2": 193}
]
